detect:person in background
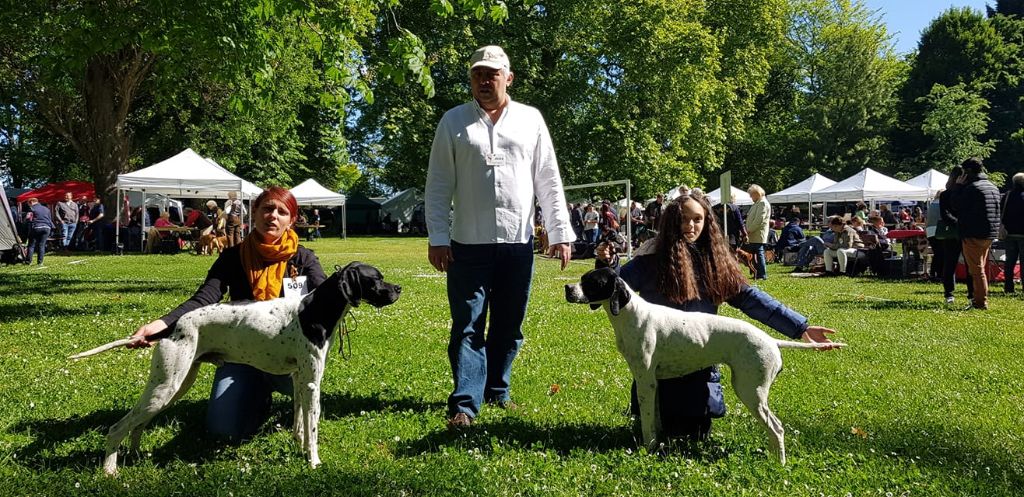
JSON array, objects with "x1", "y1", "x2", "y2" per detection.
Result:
[
  {"x1": 952, "y1": 158, "x2": 1001, "y2": 310},
  {"x1": 880, "y1": 204, "x2": 897, "y2": 226},
  {"x1": 743, "y1": 184, "x2": 770, "y2": 280},
  {"x1": 54, "y1": 192, "x2": 79, "y2": 252},
  {"x1": 864, "y1": 215, "x2": 891, "y2": 276},
  {"x1": 86, "y1": 195, "x2": 105, "y2": 251},
  {"x1": 224, "y1": 191, "x2": 246, "y2": 248},
  {"x1": 595, "y1": 192, "x2": 839, "y2": 440},
  {"x1": 823, "y1": 216, "x2": 864, "y2": 275},
  {"x1": 25, "y1": 198, "x2": 54, "y2": 265},
  {"x1": 128, "y1": 187, "x2": 325, "y2": 439},
  {"x1": 583, "y1": 204, "x2": 600, "y2": 244},
  {"x1": 1001, "y1": 172, "x2": 1024, "y2": 293},
  {"x1": 569, "y1": 203, "x2": 584, "y2": 241},
  {"x1": 791, "y1": 229, "x2": 836, "y2": 273},
  {"x1": 629, "y1": 201, "x2": 645, "y2": 240},
  {"x1": 310, "y1": 208, "x2": 321, "y2": 241},
  {"x1": 776, "y1": 216, "x2": 805, "y2": 256},
  {"x1": 144, "y1": 211, "x2": 177, "y2": 253},
  {"x1": 937, "y1": 166, "x2": 972, "y2": 304},
  {"x1": 645, "y1": 194, "x2": 664, "y2": 229},
  {"x1": 854, "y1": 202, "x2": 868, "y2": 222},
  {"x1": 425, "y1": 45, "x2": 575, "y2": 430}
]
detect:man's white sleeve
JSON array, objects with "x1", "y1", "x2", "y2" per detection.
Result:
[
  {"x1": 425, "y1": 118, "x2": 455, "y2": 247},
  {"x1": 532, "y1": 116, "x2": 575, "y2": 245}
]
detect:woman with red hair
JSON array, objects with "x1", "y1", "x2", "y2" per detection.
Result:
[{"x1": 128, "y1": 186, "x2": 327, "y2": 440}]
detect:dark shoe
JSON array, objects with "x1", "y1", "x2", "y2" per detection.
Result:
[
  {"x1": 493, "y1": 400, "x2": 518, "y2": 411},
  {"x1": 447, "y1": 412, "x2": 473, "y2": 430},
  {"x1": 792, "y1": 266, "x2": 805, "y2": 273}
]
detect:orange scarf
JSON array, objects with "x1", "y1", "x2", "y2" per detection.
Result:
[{"x1": 240, "y1": 229, "x2": 299, "y2": 301}]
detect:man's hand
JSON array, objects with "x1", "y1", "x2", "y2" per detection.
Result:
[
  {"x1": 595, "y1": 242, "x2": 613, "y2": 263},
  {"x1": 128, "y1": 319, "x2": 168, "y2": 349},
  {"x1": 428, "y1": 245, "x2": 454, "y2": 272},
  {"x1": 547, "y1": 242, "x2": 571, "y2": 270},
  {"x1": 801, "y1": 325, "x2": 843, "y2": 351}
]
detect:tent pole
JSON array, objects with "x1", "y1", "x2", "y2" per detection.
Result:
[{"x1": 115, "y1": 189, "x2": 121, "y2": 250}]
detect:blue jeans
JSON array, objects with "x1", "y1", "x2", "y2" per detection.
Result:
[
  {"x1": 207, "y1": 363, "x2": 292, "y2": 440},
  {"x1": 27, "y1": 226, "x2": 51, "y2": 264},
  {"x1": 1005, "y1": 237, "x2": 1023, "y2": 293},
  {"x1": 796, "y1": 236, "x2": 825, "y2": 267},
  {"x1": 743, "y1": 242, "x2": 767, "y2": 279},
  {"x1": 61, "y1": 222, "x2": 77, "y2": 248},
  {"x1": 584, "y1": 228, "x2": 598, "y2": 244},
  {"x1": 447, "y1": 240, "x2": 534, "y2": 418}
]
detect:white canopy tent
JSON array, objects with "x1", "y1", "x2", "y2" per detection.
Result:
[
  {"x1": 114, "y1": 148, "x2": 262, "y2": 249},
  {"x1": 766, "y1": 173, "x2": 836, "y2": 203},
  {"x1": 906, "y1": 169, "x2": 949, "y2": 199},
  {"x1": 809, "y1": 168, "x2": 930, "y2": 202},
  {"x1": 766, "y1": 173, "x2": 836, "y2": 223},
  {"x1": 706, "y1": 186, "x2": 754, "y2": 206},
  {"x1": 380, "y1": 188, "x2": 421, "y2": 226},
  {"x1": 289, "y1": 178, "x2": 347, "y2": 238}
]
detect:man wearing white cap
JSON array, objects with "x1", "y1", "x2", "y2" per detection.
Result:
[{"x1": 426, "y1": 45, "x2": 575, "y2": 429}]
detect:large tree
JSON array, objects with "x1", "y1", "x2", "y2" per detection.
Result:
[
  {"x1": 0, "y1": 0, "x2": 502, "y2": 205},
  {"x1": 350, "y1": 0, "x2": 787, "y2": 199},
  {"x1": 895, "y1": 7, "x2": 1023, "y2": 176},
  {"x1": 725, "y1": 0, "x2": 904, "y2": 191}
]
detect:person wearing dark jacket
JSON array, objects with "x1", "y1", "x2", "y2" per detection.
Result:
[
  {"x1": 776, "y1": 217, "x2": 805, "y2": 254},
  {"x1": 595, "y1": 191, "x2": 838, "y2": 440},
  {"x1": 952, "y1": 158, "x2": 1002, "y2": 310},
  {"x1": 128, "y1": 187, "x2": 327, "y2": 439},
  {"x1": 937, "y1": 166, "x2": 973, "y2": 303},
  {"x1": 1001, "y1": 172, "x2": 1024, "y2": 293},
  {"x1": 25, "y1": 198, "x2": 54, "y2": 265}
]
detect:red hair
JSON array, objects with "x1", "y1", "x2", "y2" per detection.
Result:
[{"x1": 253, "y1": 186, "x2": 298, "y2": 219}]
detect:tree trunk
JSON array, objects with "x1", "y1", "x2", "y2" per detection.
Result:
[{"x1": 36, "y1": 46, "x2": 154, "y2": 216}]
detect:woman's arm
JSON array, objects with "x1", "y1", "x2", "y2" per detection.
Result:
[{"x1": 728, "y1": 286, "x2": 840, "y2": 346}]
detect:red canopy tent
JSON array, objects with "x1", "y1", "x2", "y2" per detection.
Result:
[{"x1": 16, "y1": 181, "x2": 95, "y2": 204}]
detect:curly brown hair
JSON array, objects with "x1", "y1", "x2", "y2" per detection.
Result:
[{"x1": 655, "y1": 193, "x2": 747, "y2": 305}]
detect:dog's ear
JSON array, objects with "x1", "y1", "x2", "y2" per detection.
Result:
[
  {"x1": 339, "y1": 262, "x2": 363, "y2": 307},
  {"x1": 616, "y1": 278, "x2": 630, "y2": 310},
  {"x1": 608, "y1": 280, "x2": 621, "y2": 316}
]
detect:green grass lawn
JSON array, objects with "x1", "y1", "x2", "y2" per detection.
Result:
[{"x1": 1, "y1": 237, "x2": 1022, "y2": 496}]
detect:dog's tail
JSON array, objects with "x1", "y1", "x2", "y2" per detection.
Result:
[
  {"x1": 775, "y1": 340, "x2": 845, "y2": 350},
  {"x1": 68, "y1": 338, "x2": 134, "y2": 360}
]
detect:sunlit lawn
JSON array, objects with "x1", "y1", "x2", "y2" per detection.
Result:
[{"x1": 1, "y1": 236, "x2": 1021, "y2": 496}]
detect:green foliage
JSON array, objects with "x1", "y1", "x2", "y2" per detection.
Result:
[
  {"x1": 895, "y1": 7, "x2": 1024, "y2": 177},
  {"x1": 725, "y1": 0, "x2": 904, "y2": 191},
  {"x1": 917, "y1": 83, "x2": 996, "y2": 169},
  {"x1": 1, "y1": 239, "x2": 1023, "y2": 495},
  {"x1": 352, "y1": 0, "x2": 785, "y2": 198}
]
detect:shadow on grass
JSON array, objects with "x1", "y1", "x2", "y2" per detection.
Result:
[
  {"x1": 398, "y1": 415, "x2": 734, "y2": 464},
  {"x1": 316, "y1": 391, "x2": 445, "y2": 420},
  {"x1": 0, "y1": 273, "x2": 191, "y2": 298},
  {"x1": 8, "y1": 390, "x2": 445, "y2": 472},
  {"x1": 7, "y1": 400, "x2": 218, "y2": 471},
  {"x1": 790, "y1": 419, "x2": 1024, "y2": 488}
]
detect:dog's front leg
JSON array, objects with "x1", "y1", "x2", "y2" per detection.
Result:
[
  {"x1": 296, "y1": 357, "x2": 324, "y2": 469},
  {"x1": 633, "y1": 373, "x2": 661, "y2": 451}
]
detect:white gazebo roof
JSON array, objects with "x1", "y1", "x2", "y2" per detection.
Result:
[
  {"x1": 116, "y1": 148, "x2": 262, "y2": 198},
  {"x1": 766, "y1": 173, "x2": 836, "y2": 203},
  {"x1": 906, "y1": 169, "x2": 949, "y2": 199},
  {"x1": 809, "y1": 168, "x2": 931, "y2": 202},
  {"x1": 289, "y1": 178, "x2": 346, "y2": 206},
  {"x1": 706, "y1": 186, "x2": 753, "y2": 206}
]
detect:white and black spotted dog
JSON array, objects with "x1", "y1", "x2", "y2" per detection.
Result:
[
  {"x1": 565, "y1": 267, "x2": 842, "y2": 464},
  {"x1": 69, "y1": 261, "x2": 401, "y2": 476}
]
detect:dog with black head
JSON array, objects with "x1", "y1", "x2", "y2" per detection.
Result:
[
  {"x1": 70, "y1": 261, "x2": 401, "y2": 476},
  {"x1": 565, "y1": 267, "x2": 842, "y2": 464}
]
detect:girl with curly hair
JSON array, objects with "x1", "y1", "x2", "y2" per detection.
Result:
[{"x1": 596, "y1": 191, "x2": 837, "y2": 440}]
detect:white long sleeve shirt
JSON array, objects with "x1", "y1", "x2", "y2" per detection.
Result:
[{"x1": 425, "y1": 98, "x2": 576, "y2": 247}]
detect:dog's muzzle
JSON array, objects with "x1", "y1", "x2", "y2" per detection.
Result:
[{"x1": 564, "y1": 284, "x2": 588, "y2": 304}]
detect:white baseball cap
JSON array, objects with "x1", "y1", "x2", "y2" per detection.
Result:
[{"x1": 470, "y1": 45, "x2": 510, "y2": 72}]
